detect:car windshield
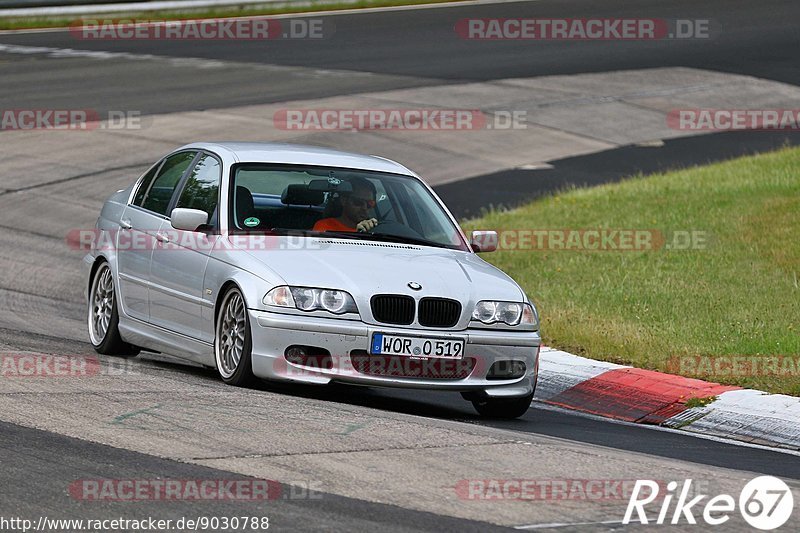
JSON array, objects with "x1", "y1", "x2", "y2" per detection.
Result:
[{"x1": 230, "y1": 164, "x2": 468, "y2": 251}]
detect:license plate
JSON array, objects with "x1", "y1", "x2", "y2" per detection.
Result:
[{"x1": 370, "y1": 333, "x2": 465, "y2": 359}]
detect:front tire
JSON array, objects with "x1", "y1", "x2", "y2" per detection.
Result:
[
  {"x1": 471, "y1": 392, "x2": 533, "y2": 419},
  {"x1": 214, "y1": 286, "x2": 255, "y2": 387},
  {"x1": 88, "y1": 262, "x2": 139, "y2": 356}
]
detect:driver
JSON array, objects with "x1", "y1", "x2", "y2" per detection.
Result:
[{"x1": 313, "y1": 177, "x2": 378, "y2": 233}]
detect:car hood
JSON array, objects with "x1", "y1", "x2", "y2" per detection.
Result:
[{"x1": 238, "y1": 238, "x2": 524, "y2": 304}]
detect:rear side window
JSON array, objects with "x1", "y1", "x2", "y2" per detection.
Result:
[
  {"x1": 141, "y1": 151, "x2": 197, "y2": 215},
  {"x1": 176, "y1": 154, "x2": 221, "y2": 219},
  {"x1": 132, "y1": 164, "x2": 160, "y2": 206}
]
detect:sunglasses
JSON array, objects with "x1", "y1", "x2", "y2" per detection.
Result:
[{"x1": 347, "y1": 196, "x2": 376, "y2": 208}]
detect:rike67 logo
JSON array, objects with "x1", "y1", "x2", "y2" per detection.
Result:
[{"x1": 624, "y1": 476, "x2": 794, "y2": 529}]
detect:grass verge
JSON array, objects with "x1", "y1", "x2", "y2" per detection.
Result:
[
  {"x1": 463, "y1": 146, "x2": 800, "y2": 395},
  {"x1": 0, "y1": 0, "x2": 464, "y2": 31}
]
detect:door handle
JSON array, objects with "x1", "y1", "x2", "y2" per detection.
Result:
[
  {"x1": 120, "y1": 219, "x2": 132, "y2": 230},
  {"x1": 156, "y1": 232, "x2": 170, "y2": 244}
]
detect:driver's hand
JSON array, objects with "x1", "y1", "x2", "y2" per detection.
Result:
[{"x1": 356, "y1": 218, "x2": 378, "y2": 232}]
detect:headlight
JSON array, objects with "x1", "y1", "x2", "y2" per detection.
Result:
[
  {"x1": 521, "y1": 303, "x2": 539, "y2": 329},
  {"x1": 473, "y1": 301, "x2": 497, "y2": 322},
  {"x1": 472, "y1": 300, "x2": 538, "y2": 328},
  {"x1": 263, "y1": 286, "x2": 357, "y2": 315},
  {"x1": 496, "y1": 302, "x2": 522, "y2": 324},
  {"x1": 293, "y1": 287, "x2": 316, "y2": 311},
  {"x1": 263, "y1": 286, "x2": 294, "y2": 308},
  {"x1": 320, "y1": 289, "x2": 348, "y2": 314}
]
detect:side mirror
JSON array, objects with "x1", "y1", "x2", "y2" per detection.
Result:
[
  {"x1": 171, "y1": 208, "x2": 209, "y2": 232},
  {"x1": 470, "y1": 230, "x2": 498, "y2": 253}
]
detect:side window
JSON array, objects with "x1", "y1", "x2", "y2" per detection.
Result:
[
  {"x1": 141, "y1": 151, "x2": 197, "y2": 215},
  {"x1": 176, "y1": 154, "x2": 221, "y2": 221},
  {"x1": 132, "y1": 164, "x2": 160, "y2": 207}
]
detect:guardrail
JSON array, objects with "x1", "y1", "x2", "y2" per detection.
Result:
[
  {"x1": 0, "y1": 0, "x2": 302, "y2": 17},
  {"x1": 0, "y1": 0, "x2": 152, "y2": 7}
]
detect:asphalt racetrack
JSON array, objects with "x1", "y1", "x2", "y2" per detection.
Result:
[{"x1": 0, "y1": 0, "x2": 798, "y2": 530}]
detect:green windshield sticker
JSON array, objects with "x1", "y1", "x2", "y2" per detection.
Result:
[{"x1": 244, "y1": 217, "x2": 260, "y2": 227}]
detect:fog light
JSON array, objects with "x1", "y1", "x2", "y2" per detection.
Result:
[
  {"x1": 285, "y1": 346, "x2": 308, "y2": 358},
  {"x1": 487, "y1": 360, "x2": 526, "y2": 380},
  {"x1": 284, "y1": 346, "x2": 332, "y2": 369}
]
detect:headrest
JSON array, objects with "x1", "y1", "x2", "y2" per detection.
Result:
[
  {"x1": 281, "y1": 184, "x2": 325, "y2": 206},
  {"x1": 236, "y1": 186, "x2": 254, "y2": 212}
]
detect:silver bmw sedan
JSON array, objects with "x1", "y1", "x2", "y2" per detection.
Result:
[{"x1": 85, "y1": 142, "x2": 541, "y2": 418}]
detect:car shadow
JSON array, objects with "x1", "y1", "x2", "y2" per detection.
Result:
[
  {"x1": 255, "y1": 379, "x2": 481, "y2": 420},
  {"x1": 132, "y1": 350, "x2": 523, "y2": 422}
]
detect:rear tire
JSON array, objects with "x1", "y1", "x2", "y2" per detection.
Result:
[
  {"x1": 214, "y1": 286, "x2": 256, "y2": 387},
  {"x1": 87, "y1": 262, "x2": 139, "y2": 357},
  {"x1": 471, "y1": 392, "x2": 533, "y2": 419}
]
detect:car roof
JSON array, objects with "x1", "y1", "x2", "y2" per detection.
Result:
[{"x1": 179, "y1": 142, "x2": 416, "y2": 176}]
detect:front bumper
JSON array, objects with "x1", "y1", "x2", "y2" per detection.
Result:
[{"x1": 248, "y1": 309, "x2": 540, "y2": 398}]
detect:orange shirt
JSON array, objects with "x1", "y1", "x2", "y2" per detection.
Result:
[{"x1": 313, "y1": 217, "x2": 356, "y2": 232}]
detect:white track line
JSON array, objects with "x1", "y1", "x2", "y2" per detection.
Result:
[
  {"x1": 515, "y1": 520, "x2": 626, "y2": 530},
  {"x1": 0, "y1": 42, "x2": 381, "y2": 79}
]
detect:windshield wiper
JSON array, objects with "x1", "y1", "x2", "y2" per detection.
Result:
[
  {"x1": 312, "y1": 230, "x2": 375, "y2": 240},
  {"x1": 321, "y1": 231, "x2": 457, "y2": 250},
  {"x1": 232, "y1": 229, "x2": 458, "y2": 250}
]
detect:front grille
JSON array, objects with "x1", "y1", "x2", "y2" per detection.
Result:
[
  {"x1": 370, "y1": 294, "x2": 415, "y2": 325},
  {"x1": 418, "y1": 298, "x2": 462, "y2": 328},
  {"x1": 350, "y1": 351, "x2": 475, "y2": 380}
]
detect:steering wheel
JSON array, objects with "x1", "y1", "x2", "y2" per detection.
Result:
[{"x1": 367, "y1": 220, "x2": 425, "y2": 240}]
